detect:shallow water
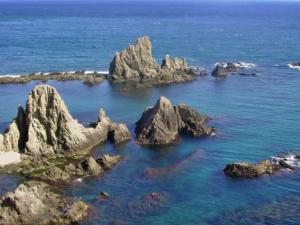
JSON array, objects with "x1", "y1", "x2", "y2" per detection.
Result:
[{"x1": 0, "y1": 1, "x2": 300, "y2": 225}]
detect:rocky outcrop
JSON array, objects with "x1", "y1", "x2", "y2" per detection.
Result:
[
  {"x1": 109, "y1": 36, "x2": 197, "y2": 85},
  {"x1": 0, "y1": 85, "x2": 131, "y2": 157},
  {"x1": 0, "y1": 181, "x2": 90, "y2": 225},
  {"x1": 224, "y1": 153, "x2": 300, "y2": 178},
  {"x1": 135, "y1": 97, "x2": 214, "y2": 145},
  {"x1": 211, "y1": 62, "x2": 256, "y2": 78},
  {"x1": 0, "y1": 71, "x2": 105, "y2": 86},
  {"x1": 22, "y1": 154, "x2": 121, "y2": 183},
  {"x1": 224, "y1": 160, "x2": 274, "y2": 178},
  {"x1": 211, "y1": 63, "x2": 238, "y2": 77}
]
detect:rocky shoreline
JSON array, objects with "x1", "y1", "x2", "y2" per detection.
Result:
[{"x1": 0, "y1": 71, "x2": 106, "y2": 86}]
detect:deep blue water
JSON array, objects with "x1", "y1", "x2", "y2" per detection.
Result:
[{"x1": 0, "y1": 1, "x2": 300, "y2": 225}]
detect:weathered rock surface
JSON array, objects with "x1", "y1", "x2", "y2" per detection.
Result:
[
  {"x1": 211, "y1": 62, "x2": 256, "y2": 78},
  {"x1": 135, "y1": 96, "x2": 214, "y2": 145},
  {"x1": 0, "y1": 181, "x2": 90, "y2": 225},
  {"x1": 0, "y1": 85, "x2": 131, "y2": 157},
  {"x1": 108, "y1": 123, "x2": 132, "y2": 144},
  {"x1": 96, "y1": 154, "x2": 121, "y2": 170},
  {"x1": 0, "y1": 71, "x2": 105, "y2": 86},
  {"x1": 0, "y1": 106, "x2": 27, "y2": 152},
  {"x1": 109, "y1": 36, "x2": 197, "y2": 85},
  {"x1": 211, "y1": 63, "x2": 238, "y2": 77},
  {"x1": 224, "y1": 153, "x2": 300, "y2": 178},
  {"x1": 23, "y1": 154, "x2": 120, "y2": 183},
  {"x1": 224, "y1": 160, "x2": 274, "y2": 178}
]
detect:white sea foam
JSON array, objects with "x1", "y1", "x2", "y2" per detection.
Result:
[
  {"x1": 0, "y1": 74, "x2": 21, "y2": 78},
  {"x1": 97, "y1": 71, "x2": 109, "y2": 75},
  {"x1": 234, "y1": 62, "x2": 256, "y2": 68},
  {"x1": 271, "y1": 153, "x2": 300, "y2": 169},
  {"x1": 288, "y1": 64, "x2": 300, "y2": 70},
  {"x1": 215, "y1": 62, "x2": 256, "y2": 69}
]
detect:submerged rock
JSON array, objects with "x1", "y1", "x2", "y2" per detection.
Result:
[
  {"x1": 135, "y1": 96, "x2": 214, "y2": 145},
  {"x1": 0, "y1": 85, "x2": 131, "y2": 157},
  {"x1": 213, "y1": 197, "x2": 300, "y2": 225},
  {"x1": 0, "y1": 181, "x2": 90, "y2": 225},
  {"x1": 128, "y1": 192, "x2": 169, "y2": 218},
  {"x1": 109, "y1": 36, "x2": 197, "y2": 85}
]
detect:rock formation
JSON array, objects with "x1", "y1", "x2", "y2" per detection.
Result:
[
  {"x1": 135, "y1": 96, "x2": 214, "y2": 145},
  {"x1": 224, "y1": 153, "x2": 300, "y2": 178},
  {"x1": 109, "y1": 36, "x2": 197, "y2": 85},
  {"x1": 0, "y1": 85, "x2": 131, "y2": 157},
  {"x1": 224, "y1": 160, "x2": 274, "y2": 178},
  {"x1": 108, "y1": 123, "x2": 132, "y2": 144},
  {"x1": 211, "y1": 63, "x2": 238, "y2": 77},
  {"x1": 211, "y1": 62, "x2": 256, "y2": 78},
  {"x1": 0, "y1": 181, "x2": 90, "y2": 225},
  {"x1": 24, "y1": 154, "x2": 121, "y2": 183},
  {"x1": 0, "y1": 71, "x2": 105, "y2": 86}
]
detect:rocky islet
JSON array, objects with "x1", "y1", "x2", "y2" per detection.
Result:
[{"x1": 135, "y1": 96, "x2": 215, "y2": 145}]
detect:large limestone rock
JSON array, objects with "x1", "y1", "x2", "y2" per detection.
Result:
[
  {"x1": 109, "y1": 36, "x2": 158, "y2": 81},
  {"x1": 135, "y1": 97, "x2": 214, "y2": 145},
  {"x1": 0, "y1": 181, "x2": 90, "y2": 225},
  {"x1": 109, "y1": 36, "x2": 196, "y2": 84},
  {"x1": 24, "y1": 85, "x2": 111, "y2": 155},
  {"x1": 0, "y1": 85, "x2": 131, "y2": 157}
]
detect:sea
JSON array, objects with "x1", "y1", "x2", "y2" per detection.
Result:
[{"x1": 0, "y1": 1, "x2": 300, "y2": 225}]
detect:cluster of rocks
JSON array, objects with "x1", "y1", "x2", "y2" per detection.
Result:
[
  {"x1": 0, "y1": 181, "x2": 90, "y2": 225},
  {"x1": 23, "y1": 154, "x2": 121, "y2": 183},
  {"x1": 135, "y1": 96, "x2": 215, "y2": 145},
  {"x1": 109, "y1": 36, "x2": 199, "y2": 85},
  {"x1": 0, "y1": 85, "x2": 131, "y2": 157},
  {"x1": 224, "y1": 153, "x2": 300, "y2": 178},
  {"x1": 0, "y1": 85, "x2": 131, "y2": 224},
  {"x1": 0, "y1": 71, "x2": 105, "y2": 86}
]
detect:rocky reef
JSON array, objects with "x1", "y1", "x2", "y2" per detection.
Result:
[
  {"x1": 0, "y1": 181, "x2": 90, "y2": 225},
  {"x1": 224, "y1": 153, "x2": 300, "y2": 178},
  {"x1": 211, "y1": 62, "x2": 256, "y2": 78},
  {"x1": 0, "y1": 85, "x2": 131, "y2": 157},
  {"x1": 0, "y1": 71, "x2": 105, "y2": 86},
  {"x1": 22, "y1": 154, "x2": 121, "y2": 183},
  {"x1": 135, "y1": 96, "x2": 214, "y2": 145},
  {"x1": 109, "y1": 36, "x2": 198, "y2": 85}
]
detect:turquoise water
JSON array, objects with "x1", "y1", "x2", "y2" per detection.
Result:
[{"x1": 0, "y1": 1, "x2": 300, "y2": 225}]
